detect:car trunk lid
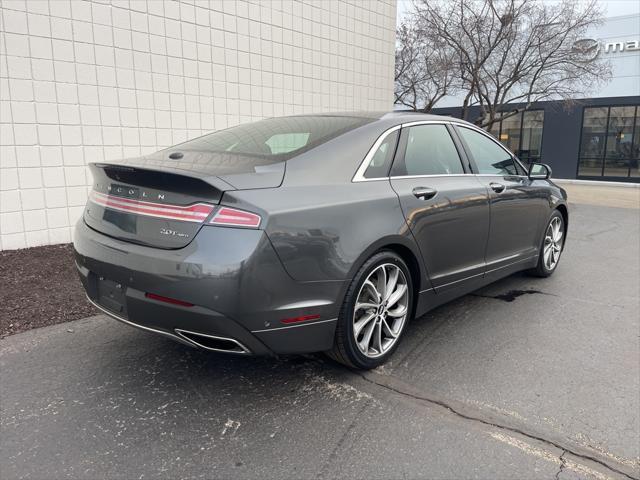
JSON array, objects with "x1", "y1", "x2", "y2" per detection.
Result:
[{"x1": 84, "y1": 152, "x2": 284, "y2": 249}]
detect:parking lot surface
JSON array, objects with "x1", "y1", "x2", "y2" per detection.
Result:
[{"x1": 1, "y1": 193, "x2": 639, "y2": 479}]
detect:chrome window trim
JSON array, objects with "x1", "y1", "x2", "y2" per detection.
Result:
[
  {"x1": 352, "y1": 124, "x2": 401, "y2": 182},
  {"x1": 352, "y1": 119, "x2": 529, "y2": 182},
  {"x1": 401, "y1": 119, "x2": 450, "y2": 128},
  {"x1": 453, "y1": 123, "x2": 528, "y2": 176},
  {"x1": 389, "y1": 173, "x2": 470, "y2": 180},
  {"x1": 451, "y1": 122, "x2": 514, "y2": 158},
  {"x1": 475, "y1": 173, "x2": 528, "y2": 178}
]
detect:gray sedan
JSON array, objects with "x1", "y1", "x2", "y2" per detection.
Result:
[{"x1": 74, "y1": 112, "x2": 568, "y2": 369}]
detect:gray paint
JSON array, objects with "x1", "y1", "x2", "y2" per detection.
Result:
[
  {"x1": 4, "y1": 199, "x2": 639, "y2": 478},
  {"x1": 74, "y1": 112, "x2": 568, "y2": 357}
]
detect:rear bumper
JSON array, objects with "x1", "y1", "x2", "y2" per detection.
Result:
[{"x1": 74, "y1": 219, "x2": 345, "y2": 355}]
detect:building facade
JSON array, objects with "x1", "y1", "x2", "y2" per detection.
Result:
[
  {"x1": 0, "y1": 0, "x2": 397, "y2": 250},
  {"x1": 433, "y1": 14, "x2": 640, "y2": 183}
]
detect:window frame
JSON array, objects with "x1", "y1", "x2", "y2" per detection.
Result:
[
  {"x1": 452, "y1": 124, "x2": 527, "y2": 177},
  {"x1": 353, "y1": 120, "x2": 529, "y2": 182},
  {"x1": 354, "y1": 120, "x2": 519, "y2": 182},
  {"x1": 361, "y1": 129, "x2": 401, "y2": 179},
  {"x1": 389, "y1": 123, "x2": 469, "y2": 178},
  {"x1": 577, "y1": 104, "x2": 639, "y2": 180},
  {"x1": 488, "y1": 109, "x2": 546, "y2": 165},
  {"x1": 352, "y1": 125, "x2": 402, "y2": 182}
]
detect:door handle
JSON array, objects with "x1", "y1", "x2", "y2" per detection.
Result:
[
  {"x1": 490, "y1": 182, "x2": 506, "y2": 193},
  {"x1": 412, "y1": 187, "x2": 437, "y2": 200}
]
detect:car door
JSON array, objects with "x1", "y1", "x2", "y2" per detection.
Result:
[
  {"x1": 389, "y1": 122, "x2": 490, "y2": 291},
  {"x1": 453, "y1": 125, "x2": 547, "y2": 275}
]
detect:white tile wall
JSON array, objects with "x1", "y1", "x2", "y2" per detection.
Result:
[{"x1": 0, "y1": 0, "x2": 396, "y2": 250}]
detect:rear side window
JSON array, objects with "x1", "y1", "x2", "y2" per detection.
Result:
[
  {"x1": 391, "y1": 124, "x2": 464, "y2": 176},
  {"x1": 363, "y1": 130, "x2": 400, "y2": 178},
  {"x1": 173, "y1": 116, "x2": 372, "y2": 161},
  {"x1": 456, "y1": 126, "x2": 518, "y2": 175}
]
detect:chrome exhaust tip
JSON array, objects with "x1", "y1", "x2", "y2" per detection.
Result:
[{"x1": 174, "y1": 329, "x2": 251, "y2": 354}]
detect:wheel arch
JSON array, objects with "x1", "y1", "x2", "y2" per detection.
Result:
[
  {"x1": 556, "y1": 203, "x2": 569, "y2": 237},
  {"x1": 342, "y1": 235, "x2": 431, "y2": 303}
]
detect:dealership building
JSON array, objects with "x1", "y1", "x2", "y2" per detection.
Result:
[
  {"x1": 0, "y1": 1, "x2": 396, "y2": 250},
  {"x1": 433, "y1": 13, "x2": 640, "y2": 183}
]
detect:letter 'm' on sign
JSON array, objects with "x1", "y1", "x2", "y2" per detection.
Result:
[{"x1": 605, "y1": 41, "x2": 625, "y2": 53}]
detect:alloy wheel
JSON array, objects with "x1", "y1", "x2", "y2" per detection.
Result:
[
  {"x1": 353, "y1": 263, "x2": 409, "y2": 358},
  {"x1": 543, "y1": 216, "x2": 564, "y2": 271}
]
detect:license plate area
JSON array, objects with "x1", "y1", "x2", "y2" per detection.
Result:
[{"x1": 96, "y1": 276, "x2": 127, "y2": 315}]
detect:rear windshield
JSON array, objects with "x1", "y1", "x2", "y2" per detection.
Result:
[{"x1": 173, "y1": 116, "x2": 372, "y2": 160}]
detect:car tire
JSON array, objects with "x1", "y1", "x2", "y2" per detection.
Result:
[
  {"x1": 528, "y1": 210, "x2": 565, "y2": 278},
  {"x1": 327, "y1": 251, "x2": 414, "y2": 369}
]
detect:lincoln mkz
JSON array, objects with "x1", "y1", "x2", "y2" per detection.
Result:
[{"x1": 74, "y1": 112, "x2": 568, "y2": 369}]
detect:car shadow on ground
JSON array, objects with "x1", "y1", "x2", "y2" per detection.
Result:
[{"x1": 83, "y1": 270, "x2": 542, "y2": 396}]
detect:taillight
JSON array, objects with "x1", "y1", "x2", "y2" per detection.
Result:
[
  {"x1": 209, "y1": 207, "x2": 261, "y2": 228},
  {"x1": 89, "y1": 191, "x2": 214, "y2": 223}
]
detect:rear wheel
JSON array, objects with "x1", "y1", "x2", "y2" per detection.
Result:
[
  {"x1": 529, "y1": 210, "x2": 565, "y2": 277},
  {"x1": 328, "y1": 251, "x2": 414, "y2": 369}
]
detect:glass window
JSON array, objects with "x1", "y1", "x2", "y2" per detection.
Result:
[
  {"x1": 487, "y1": 110, "x2": 545, "y2": 165},
  {"x1": 173, "y1": 115, "x2": 372, "y2": 160},
  {"x1": 604, "y1": 106, "x2": 635, "y2": 177},
  {"x1": 632, "y1": 110, "x2": 640, "y2": 178},
  {"x1": 578, "y1": 105, "x2": 639, "y2": 179},
  {"x1": 520, "y1": 110, "x2": 544, "y2": 164},
  {"x1": 265, "y1": 133, "x2": 310, "y2": 154},
  {"x1": 363, "y1": 130, "x2": 399, "y2": 178},
  {"x1": 500, "y1": 114, "x2": 522, "y2": 156},
  {"x1": 457, "y1": 126, "x2": 517, "y2": 175},
  {"x1": 392, "y1": 124, "x2": 464, "y2": 176},
  {"x1": 578, "y1": 107, "x2": 608, "y2": 176}
]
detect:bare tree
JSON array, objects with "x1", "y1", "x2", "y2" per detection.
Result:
[
  {"x1": 394, "y1": 22, "x2": 460, "y2": 111},
  {"x1": 397, "y1": 0, "x2": 611, "y2": 130}
]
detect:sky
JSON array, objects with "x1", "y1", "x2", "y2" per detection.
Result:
[{"x1": 396, "y1": 0, "x2": 640, "y2": 25}]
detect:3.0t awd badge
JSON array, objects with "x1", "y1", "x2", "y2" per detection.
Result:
[{"x1": 159, "y1": 228, "x2": 189, "y2": 238}]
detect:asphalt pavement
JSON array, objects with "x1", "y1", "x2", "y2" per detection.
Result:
[{"x1": 1, "y1": 189, "x2": 639, "y2": 480}]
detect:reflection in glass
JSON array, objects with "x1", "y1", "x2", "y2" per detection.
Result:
[
  {"x1": 500, "y1": 114, "x2": 521, "y2": 156},
  {"x1": 521, "y1": 111, "x2": 544, "y2": 164},
  {"x1": 632, "y1": 114, "x2": 640, "y2": 178},
  {"x1": 488, "y1": 110, "x2": 544, "y2": 166},
  {"x1": 578, "y1": 105, "x2": 639, "y2": 179},
  {"x1": 578, "y1": 107, "x2": 607, "y2": 176},
  {"x1": 604, "y1": 106, "x2": 635, "y2": 177}
]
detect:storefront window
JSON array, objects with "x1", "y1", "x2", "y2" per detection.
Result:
[
  {"x1": 578, "y1": 105, "x2": 639, "y2": 179},
  {"x1": 578, "y1": 107, "x2": 608, "y2": 176},
  {"x1": 488, "y1": 110, "x2": 544, "y2": 166},
  {"x1": 520, "y1": 110, "x2": 544, "y2": 164},
  {"x1": 633, "y1": 117, "x2": 640, "y2": 178}
]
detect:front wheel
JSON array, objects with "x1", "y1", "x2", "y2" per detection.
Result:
[
  {"x1": 529, "y1": 210, "x2": 565, "y2": 277},
  {"x1": 328, "y1": 251, "x2": 414, "y2": 369}
]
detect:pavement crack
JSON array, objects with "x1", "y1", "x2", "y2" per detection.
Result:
[
  {"x1": 555, "y1": 450, "x2": 567, "y2": 480},
  {"x1": 356, "y1": 371, "x2": 638, "y2": 480},
  {"x1": 317, "y1": 399, "x2": 370, "y2": 479}
]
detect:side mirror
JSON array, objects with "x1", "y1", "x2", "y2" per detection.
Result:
[{"x1": 528, "y1": 162, "x2": 552, "y2": 180}]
